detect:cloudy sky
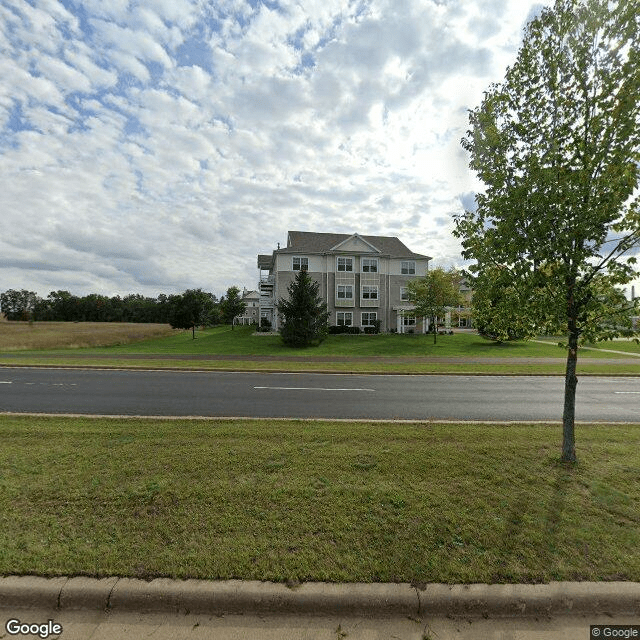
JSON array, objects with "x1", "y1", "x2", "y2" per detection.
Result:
[{"x1": 0, "y1": 0, "x2": 559, "y2": 299}]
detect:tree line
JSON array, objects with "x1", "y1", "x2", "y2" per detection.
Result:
[{"x1": 0, "y1": 287, "x2": 247, "y2": 332}]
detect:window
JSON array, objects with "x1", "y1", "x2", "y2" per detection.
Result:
[
  {"x1": 400, "y1": 287, "x2": 409, "y2": 301},
  {"x1": 362, "y1": 312, "x2": 377, "y2": 326},
  {"x1": 402, "y1": 315, "x2": 416, "y2": 326},
  {"x1": 337, "y1": 257, "x2": 353, "y2": 272},
  {"x1": 293, "y1": 257, "x2": 308, "y2": 271},
  {"x1": 337, "y1": 285, "x2": 353, "y2": 299},
  {"x1": 362, "y1": 286, "x2": 378, "y2": 300},
  {"x1": 337, "y1": 312, "x2": 353, "y2": 326},
  {"x1": 401, "y1": 261, "x2": 416, "y2": 275},
  {"x1": 362, "y1": 258, "x2": 378, "y2": 273}
]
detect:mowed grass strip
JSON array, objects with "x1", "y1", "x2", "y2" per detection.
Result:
[
  {"x1": 0, "y1": 357, "x2": 637, "y2": 375},
  {"x1": 1, "y1": 416, "x2": 639, "y2": 583}
]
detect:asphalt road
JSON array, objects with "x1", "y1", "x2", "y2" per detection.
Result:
[{"x1": 0, "y1": 367, "x2": 638, "y2": 421}]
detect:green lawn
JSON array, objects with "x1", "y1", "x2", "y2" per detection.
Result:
[
  {"x1": 3, "y1": 324, "x2": 633, "y2": 358},
  {"x1": 101, "y1": 326, "x2": 634, "y2": 357},
  {"x1": 1, "y1": 415, "x2": 639, "y2": 584},
  {"x1": 1, "y1": 326, "x2": 638, "y2": 375},
  {"x1": 583, "y1": 341, "x2": 640, "y2": 355}
]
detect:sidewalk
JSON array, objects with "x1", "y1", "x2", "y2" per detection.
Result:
[{"x1": 1, "y1": 576, "x2": 638, "y2": 639}]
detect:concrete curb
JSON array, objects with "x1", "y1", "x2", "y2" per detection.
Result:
[{"x1": 0, "y1": 577, "x2": 639, "y2": 618}]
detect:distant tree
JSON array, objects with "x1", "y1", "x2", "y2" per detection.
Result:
[
  {"x1": 0, "y1": 289, "x2": 41, "y2": 321},
  {"x1": 45, "y1": 290, "x2": 79, "y2": 321},
  {"x1": 406, "y1": 268, "x2": 463, "y2": 344},
  {"x1": 219, "y1": 287, "x2": 246, "y2": 330},
  {"x1": 277, "y1": 270, "x2": 330, "y2": 347},
  {"x1": 453, "y1": 0, "x2": 640, "y2": 462},
  {"x1": 169, "y1": 289, "x2": 216, "y2": 338}
]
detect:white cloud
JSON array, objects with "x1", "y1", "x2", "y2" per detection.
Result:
[{"x1": 0, "y1": 0, "x2": 563, "y2": 298}]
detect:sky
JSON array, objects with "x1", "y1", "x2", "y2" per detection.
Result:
[{"x1": 0, "y1": 0, "x2": 597, "y2": 301}]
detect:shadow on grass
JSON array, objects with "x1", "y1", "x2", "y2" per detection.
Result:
[{"x1": 490, "y1": 456, "x2": 578, "y2": 583}]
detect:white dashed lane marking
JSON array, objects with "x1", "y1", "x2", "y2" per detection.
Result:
[{"x1": 254, "y1": 386, "x2": 375, "y2": 392}]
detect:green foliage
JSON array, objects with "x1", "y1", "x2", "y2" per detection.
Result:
[
  {"x1": 454, "y1": 0, "x2": 640, "y2": 460},
  {"x1": 219, "y1": 286, "x2": 247, "y2": 329},
  {"x1": 470, "y1": 266, "x2": 543, "y2": 342},
  {"x1": 406, "y1": 267, "x2": 463, "y2": 343},
  {"x1": 455, "y1": 0, "x2": 640, "y2": 343},
  {"x1": 0, "y1": 289, "x2": 39, "y2": 321},
  {"x1": 168, "y1": 289, "x2": 217, "y2": 332},
  {"x1": 1, "y1": 288, "x2": 222, "y2": 324},
  {"x1": 277, "y1": 270, "x2": 330, "y2": 347}
]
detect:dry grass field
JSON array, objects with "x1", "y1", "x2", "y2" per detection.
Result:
[{"x1": 0, "y1": 321, "x2": 176, "y2": 351}]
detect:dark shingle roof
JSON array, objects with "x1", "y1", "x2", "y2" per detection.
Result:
[{"x1": 280, "y1": 231, "x2": 430, "y2": 259}]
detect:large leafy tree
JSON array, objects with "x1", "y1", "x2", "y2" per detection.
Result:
[
  {"x1": 277, "y1": 270, "x2": 330, "y2": 347},
  {"x1": 0, "y1": 289, "x2": 41, "y2": 321},
  {"x1": 406, "y1": 267, "x2": 463, "y2": 344},
  {"x1": 454, "y1": 0, "x2": 640, "y2": 462},
  {"x1": 169, "y1": 289, "x2": 217, "y2": 338}
]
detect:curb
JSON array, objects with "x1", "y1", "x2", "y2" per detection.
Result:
[{"x1": 0, "y1": 577, "x2": 639, "y2": 618}]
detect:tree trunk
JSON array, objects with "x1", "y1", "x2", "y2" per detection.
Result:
[
  {"x1": 561, "y1": 322, "x2": 579, "y2": 463},
  {"x1": 192, "y1": 325, "x2": 195, "y2": 339},
  {"x1": 433, "y1": 316, "x2": 437, "y2": 344}
]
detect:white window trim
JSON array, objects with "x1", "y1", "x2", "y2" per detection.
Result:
[
  {"x1": 361, "y1": 258, "x2": 378, "y2": 273},
  {"x1": 361, "y1": 312, "x2": 377, "y2": 326},
  {"x1": 401, "y1": 261, "x2": 416, "y2": 275},
  {"x1": 337, "y1": 285, "x2": 353, "y2": 299},
  {"x1": 361, "y1": 285, "x2": 379, "y2": 300},
  {"x1": 400, "y1": 287, "x2": 409, "y2": 301},
  {"x1": 337, "y1": 311, "x2": 353, "y2": 326},
  {"x1": 292, "y1": 256, "x2": 309, "y2": 271},
  {"x1": 337, "y1": 256, "x2": 354, "y2": 272},
  {"x1": 402, "y1": 315, "x2": 416, "y2": 326}
]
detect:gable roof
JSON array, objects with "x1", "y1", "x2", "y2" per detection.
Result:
[
  {"x1": 330, "y1": 233, "x2": 381, "y2": 253},
  {"x1": 282, "y1": 231, "x2": 430, "y2": 259}
]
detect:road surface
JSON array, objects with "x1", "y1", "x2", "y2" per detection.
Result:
[{"x1": 0, "y1": 367, "x2": 638, "y2": 421}]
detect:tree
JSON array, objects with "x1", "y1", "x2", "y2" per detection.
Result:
[
  {"x1": 0, "y1": 289, "x2": 41, "y2": 321},
  {"x1": 469, "y1": 265, "x2": 542, "y2": 342},
  {"x1": 406, "y1": 267, "x2": 463, "y2": 343},
  {"x1": 169, "y1": 289, "x2": 216, "y2": 338},
  {"x1": 219, "y1": 286, "x2": 246, "y2": 330},
  {"x1": 45, "y1": 290, "x2": 80, "y2": 321},
  {"x1": 276, "y1": 270, "x2": 330, "y2": 347},
  {"x1": 454, "y1": 0, "x2": 640, "y2": 462}
]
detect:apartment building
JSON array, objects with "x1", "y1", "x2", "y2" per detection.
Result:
[{"x1": 257, "y1": 231, "x2": 431, "y2": 333}]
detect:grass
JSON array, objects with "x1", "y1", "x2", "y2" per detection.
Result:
[
  {"x1": 583, "y1": 341, "x2": 640, "y2": 355},
  {"x1": 1, "y1": 415, "x2": 639, "y2": 584},
  {"x1": 0, "y1": 321, "x2": 176, "y2": 351},
  {"x1": 1, "y1": 356, "x2": 638, "y2": 375},
  {"x1": 0, "y1": 324, "x2": 638, "y2": 375},
  {"x1": 85, "y1": 325, "x2": 634, "y2": 358}
]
